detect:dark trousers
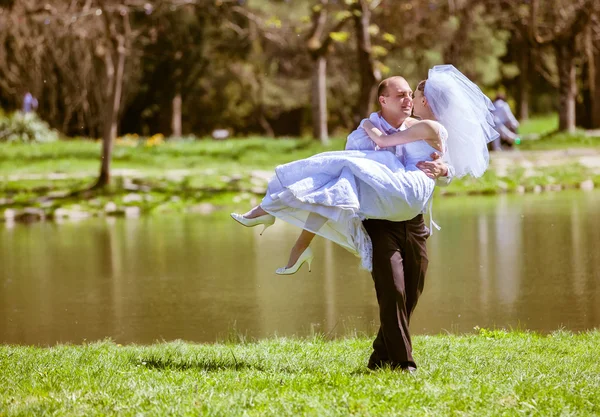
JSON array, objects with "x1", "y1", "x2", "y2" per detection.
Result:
[{"x1": 363, "y1": 215, "x2": 429, "y2": 369}]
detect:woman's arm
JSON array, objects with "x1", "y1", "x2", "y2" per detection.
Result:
[
  {"x1": 363, "y1": 120, "x2": 445, "y2": 153},
  {"x1": 403, "y1": 117, "x2": 420, "y2": 128}
]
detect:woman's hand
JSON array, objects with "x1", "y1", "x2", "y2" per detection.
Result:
[{"x1": 362, "y1": 120, "x2": 386, "y2": 148}]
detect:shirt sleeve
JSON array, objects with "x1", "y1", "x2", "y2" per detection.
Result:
[
  {"x1": 435, "y1": 163, "x2": 454, "y2": 187},
  {"x1": 500, "y1": 102, "x2": 519, "y2": 130},
  {"x1": 345, "y1": 118, "x2": 377, "y2": 151}
]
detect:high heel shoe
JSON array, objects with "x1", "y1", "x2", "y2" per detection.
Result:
[
  {"x1": 276, "y1": 247, "x2": 314, "y2": 275},
  {"x1": 230, "y1": 212, "x2": 275, "y2": 235}
]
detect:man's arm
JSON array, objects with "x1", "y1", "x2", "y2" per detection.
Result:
[
  {"x1": 495, "y1": 120, "x2": 517, "y2": 144},
  {"x1": 497, "y1": 102, "x2": 519, "y2": 131},
  {"x1": 346, "y1": 113, "x2": 396, "y2": 153},
  {"x1": 345, "y1": 119, "x2": 378, "y2": 151},
  {"x1": 416, "y1": 153, "x2": 454, "y2": 186}
]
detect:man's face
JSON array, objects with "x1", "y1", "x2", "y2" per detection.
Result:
[{"x1": 380, "y1": 79, "x2": 413, "y2": 116}]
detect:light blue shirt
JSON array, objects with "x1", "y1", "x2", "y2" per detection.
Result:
[
  {"x1": 345, "y1": 112, "x2": 454, "y2": 186},
  {"x1": 492, "y1": 99, "x2": 519, "y2": 131},
  {"x1": 346, "y1": 112, "x2": 401, "y2": 155}
]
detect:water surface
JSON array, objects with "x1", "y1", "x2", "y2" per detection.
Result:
[{"x1": 2, "y1": 191, "x2": 599, "y2": 345}]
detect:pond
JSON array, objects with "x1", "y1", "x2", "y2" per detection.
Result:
[{"x1": 2, "y1": 190, "x2": 599, "y2": 345}]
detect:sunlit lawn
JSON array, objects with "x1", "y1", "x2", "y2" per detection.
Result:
[
  {"x1": 1, "y1": 330, "x2": 599, "y2": 416},
  {"x1": 518, "y1": 113, "x2": 558, "y2": 136}
]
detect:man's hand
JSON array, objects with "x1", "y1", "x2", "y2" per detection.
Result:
[{"x1": 416, "y1": 153, "x2": 448, "y2": 179}]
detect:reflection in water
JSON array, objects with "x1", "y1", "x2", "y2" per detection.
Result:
[{"x1": 1, "y1": 191, "x2": 599, "y2": 345}]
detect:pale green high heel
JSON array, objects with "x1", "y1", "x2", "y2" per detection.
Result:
[
  {"x1": 230, "y1": 212, "x2": 275, "y2": 235},
  {"x1": 276, "y1": 247, "x2": 314, "y2": 275}
]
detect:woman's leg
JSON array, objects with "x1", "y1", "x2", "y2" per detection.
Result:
[
  {"x1": 284, "y1": 213, "x2": 328, "y2": 268},
  {"x1": 242, "y1": 205, "x2": 268, "y2": 219},
  {"x1": 285, "y1": 229, "x2": 316, "y2": 268}
]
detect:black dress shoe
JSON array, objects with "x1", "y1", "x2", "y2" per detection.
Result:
[
  {"x1": 403, "y1": 365, "x2": 417, "y2": 374},
  {"x1": 368, "y1": 359, "x2": 417, "y2": 373},
  {"x1": 367, "y1": 358, "x2": 387, "y2": 370}
]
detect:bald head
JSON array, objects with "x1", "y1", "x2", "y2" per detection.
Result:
[
  {"x1": 377, "y1": 76, "x2": 414, "y2": 128},
  {"x1": 378, "y1": 76, "x2": 410, "y2": 98}
]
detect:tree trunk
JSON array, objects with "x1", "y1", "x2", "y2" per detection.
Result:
[
  {"x1": 311, "y1": 55, "x2": 329, "y2": 145},
  {"x1": 257, "y1": 112, "x2": 274, "y2": 137},
  {"x1": 516, "y1": 42, "x2": 530, "y2": 121},
  {"x1": 555, "y1": 40, "x2": 577, "y2": 133},
  {"x1": 589, "y1": 31, "x2": 600, "y2": 128},
  {"x1": 353, "y1": 0, "x2": 380, "y2": 120},
  {"x1": 171, "y1": 92, "x2": 182, "y2": 137},
  {"x1": 579, "y1": 26, "x2": 597, "y2": 129},
  {"x1": 593, "y1": 50, "x2": 600, "y2": 128},
  {"x1": 96, "y1": 39, "x2": 126, "y2": 188}
]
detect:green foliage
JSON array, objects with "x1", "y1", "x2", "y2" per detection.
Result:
[
  {"x1": 381, "y1": 32, "x2": 396, "y2": 44},
  {"x1": 371, "y1": 45, "x2": 388, "y2": 58},
  {"x1": 329, "y1": 31, "x2": 350, "y2": 42},
  {"x1": 0, "y1": 0, "x2": 580, "y2": 138},
  {"x1": 0, "y1": 112, "x2": 59, "y2": 143}
]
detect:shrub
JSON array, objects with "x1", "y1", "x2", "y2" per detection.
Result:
[{"x1": 0, "y1": 111, "x2": 59, "y2": 143}]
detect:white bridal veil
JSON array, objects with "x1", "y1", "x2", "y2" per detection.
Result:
[{"x1": 424, "y1": 65, "x2": 499, "y2": 178}]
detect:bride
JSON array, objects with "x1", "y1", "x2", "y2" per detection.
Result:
[{"x1": 231, "y1": 65, "x2": 498, "y2": 274}]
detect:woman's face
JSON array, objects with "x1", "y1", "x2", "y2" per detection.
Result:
[{"x1": 412, "y1": 89, "x2": 426, "y2": 118}]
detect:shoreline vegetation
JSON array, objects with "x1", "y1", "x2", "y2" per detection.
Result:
[
  {"x1": 2, "y1": 115, "x2": 600, "y2": 223},
  {"x1": 1, "y1": 330, "x2": 599, "y2": 415}
]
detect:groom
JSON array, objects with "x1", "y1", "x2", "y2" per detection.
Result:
[{"x1": 346, "y1": 76, "x2": 453, "y2": 372}]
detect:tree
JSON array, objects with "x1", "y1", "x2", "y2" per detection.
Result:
[
  {"x1": 582, "y1": 5, "x2": 600, "y2": 128},
  {"x1": 305, "y1": 1, "x2": 350, "y2": 144},
  {"x1": 94, "y1": 1, "x2": 133, "y2": 188},
  {"x1": 350, "y1": 0, "x2": 381, "y2": 121},
  {"x1": 529, "y1": 0, "x2": 594, "y2": 132},
  {"x1": 125, "y1": 3, "x2": 211, "y2": 137}
]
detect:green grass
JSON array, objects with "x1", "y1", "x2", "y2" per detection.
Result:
[
  {"x1": 516, "y1": 114, "x2": 600, "y2": 149},
  {"x1": 1, "y1": 330, "x2": 599, "y2": 416},
  {"x1": 0, "y1": 114, "x2": 597, "y2": 178},
  {"x1": 518, "y1": 131, "x2": 600, "y2": 150},
  {"x1": 0, "y1": 137, "x2": 348, "y2": 176},
  {"x1": 518, "y1": 114, "x2": 558, "y2": 136},
  {"x1": 0, "y1": 113, "x2": 587, "y2": 176}
]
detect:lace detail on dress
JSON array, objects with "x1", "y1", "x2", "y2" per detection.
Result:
[
  {"x1": 439, "y1": 125, "x2": 448, "y2": 142},
  {"x1": 351, "y1": 220, "x2": 373, "y2": 271},
  {"x1": 439, "y1": 125, "x2": 448, "y2": 154}
]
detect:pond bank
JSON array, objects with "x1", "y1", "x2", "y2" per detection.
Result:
[{"x1": 2, "y1": 143, "x2": 600, "y2": 223}]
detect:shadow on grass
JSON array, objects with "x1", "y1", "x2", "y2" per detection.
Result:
[
  {"x1": 136, "y1": 356, "x2": 371, "y2": 375},
  {"x1": 138, "y1": 356, "x2": 270, "y2": 372}
]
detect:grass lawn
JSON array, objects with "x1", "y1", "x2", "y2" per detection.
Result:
[
  {"x1": 516, "y1": 114, "x2": 600, "y2": 149},
  {"x1": 1, "y1": 330, "x2": 599, "y2": 416},
  {"x1": 518, "y1": 113, "x2": 558, "y2": 137}
]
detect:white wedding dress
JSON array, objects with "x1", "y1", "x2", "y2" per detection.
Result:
[{"x1": 261, "y1": 128, "x2": 447, "y2": 271}]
